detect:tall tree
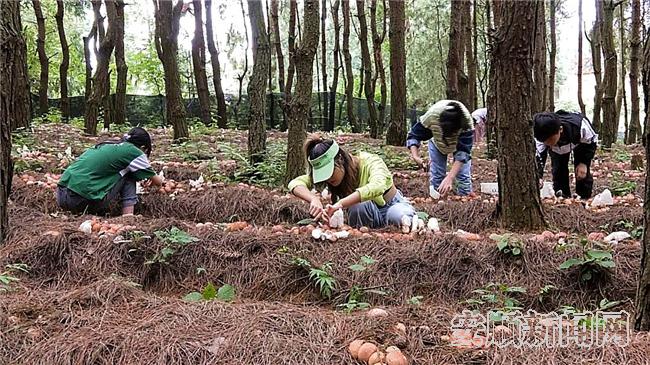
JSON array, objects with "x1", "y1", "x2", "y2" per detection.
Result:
[
  {"x1": 341, "y1": 0, "x2": 356, "y2": 130},
  {"x1": 114, "y1": 0, "x2": 127, "y2": 125},
  {"x1": 55, "y1": 0, "x2": 69, "y2": 120},
  {"x1": 285, "y1": 0, "x2": 319, "y2": 183},
  {"x1": 628, "y1": 0, "x2": 641, "y2": 143},
  {"x1": 636, "y1": 17, "x2": 650, "y2": 331},
  {"x1": 531, "y1": 0, "x2": 547, "y2": 114},
  {"x1": 590, "y1": 0, "x2": 604, "y2": 133},
  {"x1": 270, "y1": 0, "x2": 285, "y2": 93},
  {"x1": 233, "y1": 0, "x2": 249, "y2": 120},
  {"x1": 191, "y1": 0, "x2": 211, "y2": 125},
  {"x1": 578, "y1": 0, "x2": 586, "y2": 115},
  {"x1": 84, "y1": 0, "x2": 117, "y2": 136},
  {"x1": 153, "y1": 0, "x2": 188, "y2": 141},
  {"x1": 83, "y1": 21, "x2": 97, "y2": 105},
  {"x1": 247, "y1": 0, "x2": 270, "y2": 163},
  {"x1": 601, "y1": 0, "x2": 619, "y2": 147},
  {"x1": 548, "y1": 0, "x2": 557, "y2": 112},
  {"x1": 1, "y1": 1, "x2": 30, "y2": 242},
  {"x1": 32, "y1": 0, "x2": 48, "y2": 115},
  {"x1": 466, "y1": 0, "x2": 477, "y2": 111},
  {"x1": 285, "y1": 0, "x2": 297, "y2": 98},
  {"x1": 385, "y1": 0, "x2": 406, "y2": 146},
  {"x1": 615, "y1": 0, "x2": 627, "y2": 130},
  {"x1": 327, "y1": 0, "x2": 341, "y2": 132},
  {"x1": 370, "y1": 0, "x2": 387, "y2": 134},
  {"x1": 205, "y1": 0, "x2": 228, "y2": 128},
  {"x1": 446, "y1": 0, "x2": 468, "y2": 106},
  {"x1": 357, "y1": 0, "x2": 379, "y2": 138},
  {"x1": 321, "y1": 0, "x2": 329, "y2": 130},
  {"x1": 491, "y1": 0, "x2": 545, "y2": 230}
]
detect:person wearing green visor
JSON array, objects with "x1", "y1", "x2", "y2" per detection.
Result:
[{"x1": 288, "y1": 135, "x2": 416, "y2": 230}]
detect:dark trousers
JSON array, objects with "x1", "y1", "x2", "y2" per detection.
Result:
[
  {"x1": 550, "y1": 151, "x2": 593, "y2": 199},
  {"x1": 56, "y1": 176, "x2": 137, "y2": 215}
]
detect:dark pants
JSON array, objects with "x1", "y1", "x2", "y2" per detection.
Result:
[
  {"x1": 56, "y1": 176, "x2": 137, "y2": 215},
  {"x1": 550, "y1": 151, "x2": 593, "y2": 199}
]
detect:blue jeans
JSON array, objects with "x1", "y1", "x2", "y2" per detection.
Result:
[
  {"x1": 428, "y1": 140, "x2": 472, "y2": 196},
  {"x1": 56, "y1": 176, "x2": 138, "y2": 215},
  {"x1": 347, "y1": 190, "x2": 416, "y2": 229}
]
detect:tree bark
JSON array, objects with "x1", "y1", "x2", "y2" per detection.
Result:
[
  {"x1": 446, "y1": 0, "x2": 468, "y2": 105},
  {"x1": 285, "y1": 0, "x2": 297, "y2": 98},
  {"x1": 269, "y1": 0, "x2": 285, "y2": 94},
  {"x1": 491, "y1": 0, "x2": 545, "y2": 230},
  {"x1": 591, "y1": 0, "x2": 604, "y2": 133},
  {"x1": 342, "y1": 0, "x2": 356, "y2": 130},
  {"x1": 357, "y1": 0, "x2": 379, "y2": 138},
  {"x1": 532, "y1": 0, "x2": 547, "y2": 114},
  {"x1": 636, "y1": 14, "x2": 650, "y2": 331},
  {"x1": 83, "y1": 22, "x2": 97, "y2": 106},
  {"x1": 55, "y1": 0, "x2": 70, "y2": 120},
  {"x1": 1, "y1": 1, "x2": 30, "y2": 241},
  {"x1": 247, "y1": 0, "x2": 270, "y2": 163},
  {"x1": 601, "y1": 0, "x2": 619, "y2": 148},
  {"x1": 285, "y1": 0, "x2": 319, "y2": 183},
  {"x1": 628, "y1": 0, "x2": 641, "y2": 144},
  {"x1": 205, "y1": 0, "x2": 228, "y2": 129},
  {"x1": 466, "y1": 0, "x2": 477, "y2": 111},
  {"x1": 32, "y1": 0, "x2": 48, "y2": 115},
  {"x1": 370, "y1": 0, "x2": 387, "y2": 135},
  {"x1": 191, "y1": 0, "x2": 211, "y2": 125},
  {"x1": 548, "y1": 0, "x2": 557, "y2": 112},
  {"x1": 328, "y1": 0, "x2": 341, "y2": 132},
  {"x1": 615, "y1": 1, "x2": 626, "y2": 129},
  {"x1": 114, "y1": 0, "x2": 127, "y2": 125},
  {"x1": 234, "y1": 0, "x2": 249, "y2": 121},
  {"x1": 153, "y1": 0, "x2": 188, "y2": 141},
  {"x1": 84, "y1": 0, "x2": 117, "y2": 136},
  {"x1": 321, "y1": 0, "x2": 329, "y2": 130},
  {"x1": 578, "y1": 0, "x2": 586, "y2": 115},
  {"x1": 385, "y1": 0, "x2": 406, "y2": 146}
]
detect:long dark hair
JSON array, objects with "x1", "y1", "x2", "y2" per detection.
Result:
[
  {"x1": 439, "y1": 103, "x2": 463, "y2": 146},
  {"x1": 95, "y1": 127, "x2": 153, "y2": 156},
  {"x1": 304, "y1": 134, "x2": 359, "y2": 202}
]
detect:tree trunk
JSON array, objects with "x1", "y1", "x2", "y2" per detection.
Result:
[
  {"x1": 285, "y1": 0, "x2": 319, "y2": 183},
  {"x1": 601, "y1": 0, "x2": 619, "y2": 148},
  {"x1": 191, "y1": 0, "x2": 211, "y2": 125},
  {"x1": 578, "y1": 0, "x2": 586, "y2": 115},
  {"x1": 321, "y1": 0, "x2": 329, "y2": 130},
  {"x1": 270, "y1": 0, "x2": 285, "y2": 93},
  {"x1": 328, "y1": 0, "x2": 341, "y2": 132},
  {"x1": 247, "y1": 0, "x2": 270, "y2": 163},
  {"x1": 636, "y1": 15, "x2": 650, "y2": 331},
  {"x1": 591, "y1": 0, "x2": 604, "y2": 133},
  {"x1": 205, "y1": 0, "x2": 228, "y2": 129},
  {"x1": 1, "y1": 0, "x2": 30, "y2": 241},
  {"x1": 84, "y1": 0, "x2": 117, "y2": 136},
  {"x1": 628, "y1": 0, "x2": 641, "y2": 144},
  {"x1": 55, "y1": 0, "x2": 70, "y2": 120},
  {"x1": 466, "y1": 0, "x2": 477, "y2": 111},
  {"x1": 370, "y1": 0, "x2": 387, "y2": 135},
  {"x1": 357, "y1": 0, "x2": 379, "y2": 138},
  {"x1": 114, "y1": 0, "x2": 127, "y2": 125},
  {"x1": 285, "y1": 0, "x2": 297, "y2": 98},
  {"x1": 491, "y1": 0, "x2": 545, "y2": 230},
  {"x1": 446, "y1": 0, "x2": 467, "y2": 105},
  {"x1": 32, "y1": 0, "x2": 48, "y2": 115},
  {"x1": 548, "y1": 0, "x2": 557, "y2": 111},
  {"x1": 153, "y1": 0, "x2": 188, "y2": 141},
  {"x1": 385, "y1": 0, "x2": 406, "y2": 146},
  {"x1": 342, "y1": 0, "x2": 356, "y2": 130},
  {"x1": 532, "y1": 0, "x2": 547, "y2": 114},
  {"x1": 83, "y1": 22, "x2": 96, "y2": 105},
  {"x1": 234, "y1": 0, "x2": 249, "y2": 122},
  {"x1": 615, "y1": 1, "x2": 626, "y2": 128}
]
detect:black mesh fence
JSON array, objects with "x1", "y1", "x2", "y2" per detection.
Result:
[{"x1": 35, "y1": 92, "x2": 426, "y2": 132}]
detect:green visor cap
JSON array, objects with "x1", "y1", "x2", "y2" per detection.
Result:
[{"x1": 308, "y1": 141, "x2": 340, "y2": 183}]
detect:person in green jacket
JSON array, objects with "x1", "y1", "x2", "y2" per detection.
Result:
[
  {"x1": 288, "y1": 135, "x2": 416, "y2": 230},
  {"x1": 56, "y1": 127, "x2": 163, "y2": 216}
]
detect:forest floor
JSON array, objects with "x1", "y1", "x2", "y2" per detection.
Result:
[{"x1": 1, "y1": 120, "x2": 650, "y2": 364}]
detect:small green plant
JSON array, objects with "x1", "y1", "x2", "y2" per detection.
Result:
[
  {"x1": 184, "y1": 282, "x2": 236, "y2": 302},
  {"x1": 309, "y1": 263, "x2": 337, "y2": 299},
  {"x1": 559, "y1": 249, "x2": 615, "y2": 282},
  {"x1": 146, "y1": 227, "x2": 199, "y2": 265},
  {"x1": 348, "y1": 255, "x2": 377, "y2": 272},
  {"x1": 615, "y1": 220, "x2": 643, "y2": 239},
  {"x1": 612, "y1": 146, "x2": 631, "y2": 162},
  {"x1": 537, "y1": 285, "x2": 557, "y2": 303},
  {"x1": 610, "y1": 172, "x2": 637, "y2": 196},
  {"x1": 462, "y1": 283, "x2": 527, "y2": 311},
  {"x1": 0, "y1": 264, "x2": 30, "y2": 292},
  {"x1": 490, "y1": 233, "x2": 524, "y2": 257},
  {"x1": 337, "y1": 285, "x2": 370, "y2": 313},
  {"x1": 407, "y1": 295, "x2": 424, "y2": 306}
]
